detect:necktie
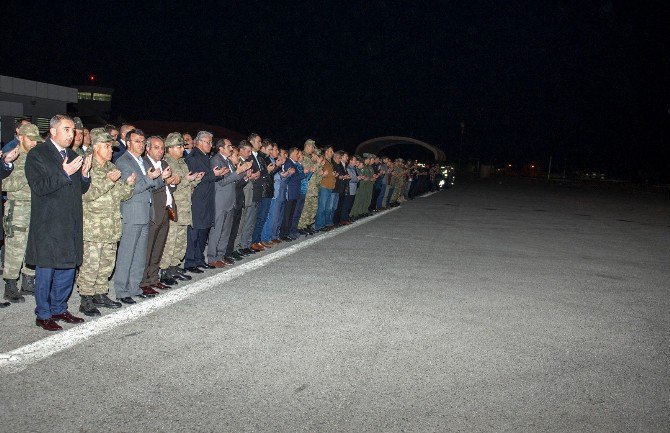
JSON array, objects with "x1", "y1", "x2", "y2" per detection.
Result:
[
  {"x1": 137, "y1": 157, "x2": 146, "y2": 175},
  {"x1": 60, "y1": 150, "x2": 67, "y2": 160}
]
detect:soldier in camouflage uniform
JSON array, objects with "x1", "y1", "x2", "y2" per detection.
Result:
[
  {"x1": 389, "y1": 158, "x2": 406, "y2": 205},
  {"x1": 351, "y1": 154, "x2": 376, "y2": 218},
  {"x1": 297, "y1": 148, "x2": 323, "y2": 232},
  {"x1": 160, "y1": 133, "x2": 203, "y2": 279},
  {"x1": 2, "y1": 123, "x2": 42, "y2": 303},
  {"x1": 75, "y1": 127, "x2": 93, "y2": 157},
  {"x1": 77, "y1": 128, "x2": 136, "y2": 316}
]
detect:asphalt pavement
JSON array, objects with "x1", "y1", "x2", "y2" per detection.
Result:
[{"x1": 1, "y1": 177, "x2": 668, "y2": 432}]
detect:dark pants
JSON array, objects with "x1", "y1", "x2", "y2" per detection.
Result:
[
  {"x1": 340, "y1": 194, "x2": 356, "y2": 222},
  {"x1": 226, "y1": 207, "x2": 243, "y2": 255},
  {"x1": 252, "y1": 197, "x2": 272, "y2": 244},
  {"x1": 34, "y1": 267, "x2": 76, "y2": 320},
  {"x1": 290, "y1": 195, "x2": 306, "y2": 236},
  {"x1": 185, "y1": 226, "x2": 209, "y2": 268},
  {"x1": 333, "y1": 191, "x2": 345, "y2": 225},
  {"x1": 370, "y1": 184, "x2": 382, "y2": 211},
  {"x1": 281, "y1": 199, "x2": 297, "y2": 236},
  {"x1": 142, "y1": 212, "x2": 170, "y2": 285}
]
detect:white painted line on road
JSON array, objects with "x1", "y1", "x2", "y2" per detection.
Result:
[
  {"x1": 0, "y1": 206, "x2": 399, "y2": 374},
  {"x1": 418, "y1": 191, "x2": 439, "y2": 198}
]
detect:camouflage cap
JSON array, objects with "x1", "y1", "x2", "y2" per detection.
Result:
[
  {"x1": 362, "y1": 153, "x2": 373, "y2": 158},
  {"x1": 165, "y1": 132, "x2": 185, "y2": 148},
  {"x1": 73, "y1": 117, "x2": 84, "y2": 130},
  {"x1": 90, "y1": 127, "x2": 115, "y2": 145},
  {"x1": 17, "y1": 123, "x2": 45, "y2": 143},
  {"x1": 304, "y1": 139, "x2": 315, "y2": 147}
]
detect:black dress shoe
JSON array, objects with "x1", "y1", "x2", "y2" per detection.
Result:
[
  {"x1": 222, "y1": 257, "x2": 235, "y2": 265},
  {"x1": 136, "y1": 293, "x2": 150, "y2": 299},
  {"x1": 117, "y1": 297, "x2": 136, "y2": 304},
  {"x1": 185, "y1": 267, "x2": 204, "y2": 274},
  {"x1": 237, "y1": 249, "x2": 249, "y2": 256},
  {"x1": 199, "y1": 263, "x2": 216, "y2": 269},
  {"x1": 231, "y1": 252, "x2": 244, "y2": 260},
  {"x1": 243, "y1": 248, "x2": 255, "y2": 255},
  {"x1": 173, "y1": 273, "x2": 192, "y2": 281},
  {"x1": 0, "y1": 301, "x2": 11, "y2": 308}
]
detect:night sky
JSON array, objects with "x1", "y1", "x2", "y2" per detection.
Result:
[{"x1": 3, "y1": 1, "x2": 669, "y2": 181}]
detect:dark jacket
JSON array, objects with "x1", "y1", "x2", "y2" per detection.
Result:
[
  {"x1": 283, "y1": 158, "x2": 304, "y2": 201},
  {"x1": 333, "y1": 160, "x2": 348, "y2": 194},
  {"x1": 24, "y1": 139, "x2": 90, "y2": 268},
  {"x1": 250, "y1": 151, "x2": 270, "y2": 202},
  {"x1": 186, "y1": 147, "x2": 220, "y2": 229},
  {"x1": 112, "y1": 139, "x2": 127, "y2": 163}
]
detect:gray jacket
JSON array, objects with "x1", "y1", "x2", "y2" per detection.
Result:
[
  {"x1": 116, "y1": 151, "x2": 165, "y2": 225},
  {"x1": 211, "y1": 153, "x2": 242, "y2": 213}
]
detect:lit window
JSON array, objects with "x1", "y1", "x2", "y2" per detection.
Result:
[
  {"x1": 92, "y1": 93, "x2": 111, "y2": 102},
  {"x1": 78, "y1": 92, "x2": 92, "y2": 100}
]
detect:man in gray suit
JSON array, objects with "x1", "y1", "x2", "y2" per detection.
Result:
[
  {"x1": 114, "y1": 129, "x2": 170, "y2": 304},
  {"x1": 233, "y1": 142, "x2": 260, "y2": 254},
  {"x1": 207, "y1": 139, "x2": 252, "y2": 266}
]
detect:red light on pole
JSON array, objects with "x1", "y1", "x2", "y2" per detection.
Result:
[{"x1": 88, "y1": 74, "x2": 95, "y2": 82}]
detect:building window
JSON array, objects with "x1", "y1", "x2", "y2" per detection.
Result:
[
  {"x1": 92, "y1": 93, "x2": 111, "y2": 102},
  {"x1": 78, "y1": 92, "x2": 92, "y2": 100}
]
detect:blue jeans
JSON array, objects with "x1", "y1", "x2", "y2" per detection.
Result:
[
  {"x1": 34, "y1": 267, "x2": 76, "y2": 320},
  {"x1": 327, "y1": 192, "x2": 340, "y2": 226},
  {"x1": 315, "y1": 186, "x2": 332, "y2": 230},
  {"x1": 261, "y1": 198, "x2": 277, "y2": 243},
  {"x1": 252, "y1": 197, "x2": 272, "y2": 244},
  {"x1": 376, "y1": 184, "x2": 387, "y2": 209}
]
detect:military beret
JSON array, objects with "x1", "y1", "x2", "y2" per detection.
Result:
[
  {"x1": 73, "y1": 117, "x2": 84, "y2": 130},
  {"x1": 18, "y1": 123, "x2": 44, "y2": 143},
  {"x1": 90, "y1": 127, "x2": 115, "y2": 145},
  {"x1": 165, "y1": 132, "x2": 185, "y2": 148}
]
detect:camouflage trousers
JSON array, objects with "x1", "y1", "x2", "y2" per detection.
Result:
[
  {"x1": 160, "y1": 222, "x2": 187, "y2": 269},
  {"x1": 298, "y1": 195, "x2": 318, "y2": 229},
  {"x1": 77, "y1": 241, "x2": 117, "y2": 296},
  {"x1": 3, "y1": 225, "x2": 34, "y2": 280},
  {"x1": 390, "y1": 183, "x2": 404, "y2": 204}
]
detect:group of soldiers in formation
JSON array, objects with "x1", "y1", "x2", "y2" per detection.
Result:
[{"x1": 0, "y1": 116, "x2": 440, "y2": 330}]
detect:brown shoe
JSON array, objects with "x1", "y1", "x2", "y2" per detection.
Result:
[
  {"x1": 261, "y1": 242, "x2": 273, "y2": 248},
  {"x1": 51, "y1": 311, "x2": 85, "y2": 324},
  {"x1": 36, "y1": 318, "x2": 63, "y2": 331},
  {"x1": 142, "y1": 287, "x2": 160, "y2": 296},
  {"x1": 250, "y1": 243, "x2": 265, "y2": 252},
  {"x1": 272, "y1": 239, "x2": 282, "y2": 244},
  {"x1": 208, "y1": 261, "x2": 227, "y2": 268}
]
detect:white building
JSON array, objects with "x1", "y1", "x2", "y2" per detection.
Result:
[{"x1": 0, "y1": 75, "x2": 77, "y2": 144}]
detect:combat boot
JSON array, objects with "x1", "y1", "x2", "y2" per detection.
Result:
[
  {"x1": 21, "y1": 274, "x2": 35, "y2": 295},
  {"x1": 79, "y1": 295, "x2": 101, "y2": 317},
  {"x1": 3, "y1": 279, "x2": 25, "y2": 303}
]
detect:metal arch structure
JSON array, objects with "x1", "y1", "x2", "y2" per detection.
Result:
[{"x1": 355, "y1": 136, "x2": 446, "y2": 162}]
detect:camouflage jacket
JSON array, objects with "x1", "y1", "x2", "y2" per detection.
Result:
[
  {"x1": 3, "y1": 151, "x2": 32, "y2": 227},
  {"x1": 390, "y1": 166, "x2": 405, "y2": 188},
  {"x1": 83, "y1": 158, "x2": 134, "y2": 243},
  {"x1": 164, "y1": 154, "x2": 200, "y2": 226},
  {"x1": 306, "y1": 161, "x2": 324, "y2": 197},
  {"x1": 359, "y1": 165, "x2": 375, "y2": 188}
]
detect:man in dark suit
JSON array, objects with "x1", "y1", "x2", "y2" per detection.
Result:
[
  {"x1": 141, "y1": 136, "x2": 177, "y2": 289},
  {"x1": 111, "y1": 123, "x2": 134, "y2": 163},
  {"x1": 207, "y1": 139, "x2": 252, "y2": 266},
  {"x1": 280, "y1": 148, "x2": 302, "y2": 241},
  {"x1": 184, "y1": 131, "x2": 228, "y2": 272},
  {"x1": 225, "y1": 146, "x2": 251, "y2": 261},
  {"x1": 251, "y1": 138, "x2": 278, "y2": 250},
  {"x1": 24, "y1": 115, "x2": 92, "y2": 331}
]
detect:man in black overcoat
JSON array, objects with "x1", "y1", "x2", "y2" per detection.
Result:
[{"x1": 25, "y1": 115, "x2": 92, "y2": 331}]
